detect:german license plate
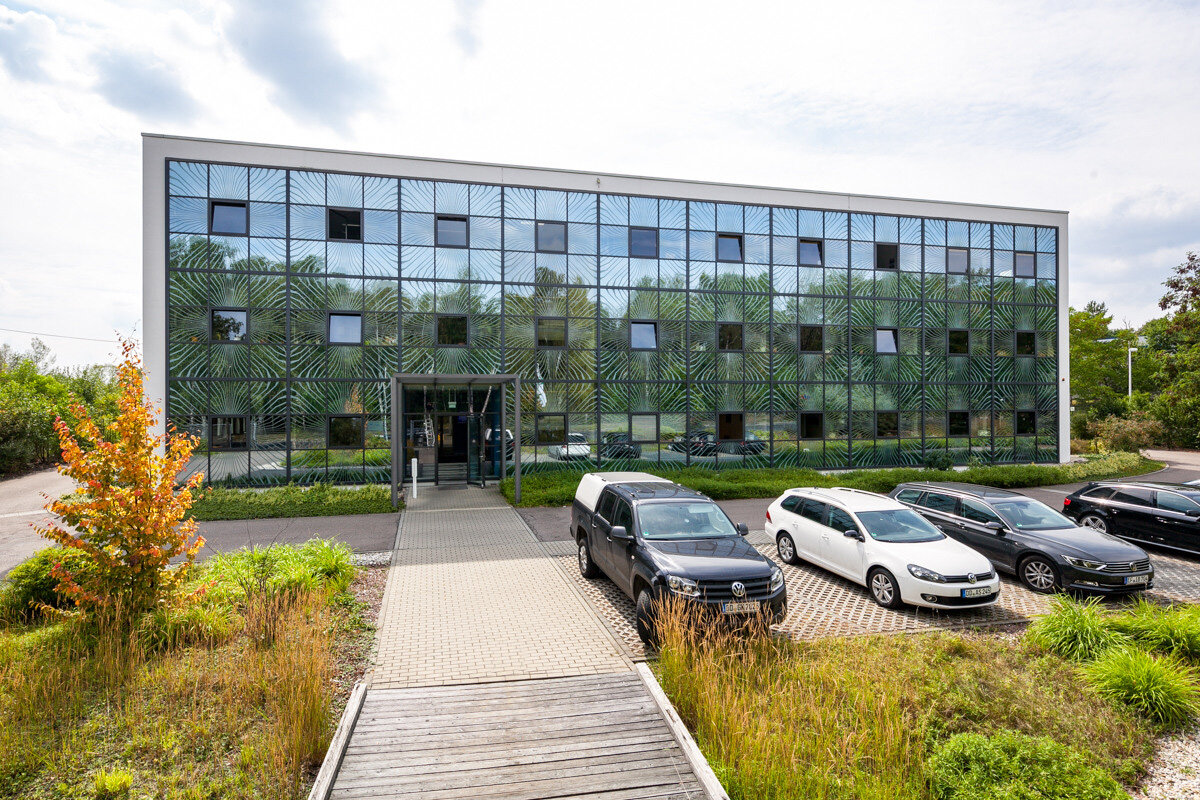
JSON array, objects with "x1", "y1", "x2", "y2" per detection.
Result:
[
  {"x1": 722, "y1": 600, "x2": 760, "y2": 614},
  {"x1": 1125, "y1": 574, "x2": 1149, "y2": 585},
  {"x1": 961, "y1": 586, "x2": 993, "y2": 598}
]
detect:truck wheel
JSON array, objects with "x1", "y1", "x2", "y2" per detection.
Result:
[
  {"x1": 578, "y1": 538, "x2": 600, "y2": 578},
  {"x1": 635, "y1": 588, "x2": 659, "y2": 648}
]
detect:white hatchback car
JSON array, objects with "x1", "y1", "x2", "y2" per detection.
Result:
[{"x1": 766, "y1": 487, "x2": 1000, "y2": 609}]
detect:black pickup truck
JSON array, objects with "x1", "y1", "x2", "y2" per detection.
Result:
[{"x1": 571, "y1": 471, "x2": 787, "y2": 643}]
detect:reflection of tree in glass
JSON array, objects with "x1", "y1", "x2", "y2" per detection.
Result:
[{"x1": 212, "y1": 311, "x2": 246, "y2": 341}]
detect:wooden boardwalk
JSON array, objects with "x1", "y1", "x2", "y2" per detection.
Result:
[{"x1": 329, "y1": 672, "x2": 712, "y2": 799}]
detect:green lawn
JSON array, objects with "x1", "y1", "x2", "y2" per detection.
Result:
[{"x1": 189, "y1": 483, "x2": 398, "y2": 521}]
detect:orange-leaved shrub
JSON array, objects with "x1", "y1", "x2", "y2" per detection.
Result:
[{"x1": 35, "y1": 339, "x2": 205, "y2": 622}]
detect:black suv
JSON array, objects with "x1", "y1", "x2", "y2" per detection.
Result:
[
  {"x1": 890, "y1": 481, "x2": 1153, "y2": 594},
  {"x1": 1063, "y1": 481, "x2": 1200, "y2": 556},
  {"x1": 572, "y1": 472, "x2": 786, "y2": 643}
]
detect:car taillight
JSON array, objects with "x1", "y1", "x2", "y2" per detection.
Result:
[
  {"x1": 766, "y1": 509, "x2": 772, "y2": 523},
  {"x1": 1063, "y1": 498, "x2": 1071, "y2": 507}
]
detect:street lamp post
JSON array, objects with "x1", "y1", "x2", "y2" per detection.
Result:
[{"x1": 1127, "y1": 347, "x2": 1137, "y2": 397}]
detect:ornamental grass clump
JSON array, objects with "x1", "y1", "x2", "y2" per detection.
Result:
[
  {"x1": 1110, "y1": 598, "x2": 1200, "y2": 663},
  {"x1": 1025, "y1": 595, "x2": 1130, "y2": 662},
  {"x1": 1083, "y1": 648, "x2": 1200, "y2": 728}
]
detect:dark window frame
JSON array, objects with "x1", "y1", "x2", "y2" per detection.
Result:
[
  {"x1": 628, "y1": 226, "x2": 659, "y2": 259},
  {"x1": 536, "y1": 413, "x2": 568, "y2": 445},
  {"x1": 535, "y1": 316, "x2": 568, "y2": 349},
  {"x1": 717, "y1": 322, "x2": 744, "y2": 352},
  {"x1": 798, "y1": 238, "x2": 824, "y2": 266},
  {"x1": 1015, "y1": 330, "x2": 1036, "y2": 356},
  {"x1": 876, "y1": 327, "x2": 899, "y2": 354},
  {"x1": 436, "y1": 314, "x2": 470, "y2": 347},
  {"x1": 875, "y1": 411, "x2": 900, "y2": 438},
  {"x1": 435, "y1": 215, "x2": 470, "y2": 248},
  {"x1": 1014, "y1": 250, "x2": 1036, "y2": 278},
  {"x1": 209, "y1": 414, "x2": 248, "y2": 451},
  {"x1": 717, "y1": 411, "x2": 745, "y2": 442},
  {"x1": 1015, "y1": 410, "x2": 1037, "y2": 436},
  {"x1": 947, "y1": 247, "x2": 970, "y2": 274},
  {"x1": 630, "y1": 320, "x2": 659, "y2": 351},
  {"x1": 210, "y1": 308, "x2": 248, "y2": 342},
  {"x1": 799, "y1": 325, "x2": 824, "y2": 353},
  {"x1": 328, "y1": 415, "x2": 365, "y2": 450},
  {"x1": 875, "y1": 242, "x2": 899, "y2": 270},
  {"x1": 716, "y1": 233, "x2": 744, "y2": 263},
  {"x1": 948, "y1": 410, "x2": 970, "y2": 437},
  {"x1": 629, "y1": 412, "x2": 660, "y2": 443},
  {"x1": 327, "y1": 206, "x2": 363, "y2": 241},
  {"x1": 799, "y1": 412, "x2": 823, "y2": 440},
  {"x1": 327, "y1": 312, "x2": 364, "y2": 345},
  {"x1": 535, "y1": 220, "x2": 567, "y2": 253},
  {"x1": 208, "y1": 199, "x2": 248, "y2": 236},
  {"x1": 948, "y1": 329, "x2": 969, "y2": 355}
]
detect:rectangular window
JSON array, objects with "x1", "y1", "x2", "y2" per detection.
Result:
[
  {"x1": 948, "y1": 411, "x2": 970, "y2": 437},
  {"x1": 875, "y1": 243, "x2": 898, "y2": 270},
  {"x1": 798, "y1": 239, "x2": 823, "y2": 266},
  {"x1": 328, "y1": 208, "x2": 362, "y2": 241},
  {"x1": 799, "y1": 325, "x2": 823, "y2": 353},
  {"x1": 1015, "y1": 330, "x2": 1036, "y2": 355},
  {"x1": 329, "y1": 415, "x2": 364, "y2": 449},
  {"x1": 211, "y1": 309, "x2": 247, "y2": 342},
  {"x1": 328, "y1": 313, "x2": 363, "y2": 344},
  {"x1": 1014, "y1": 251, "x2": 1036, "y2": 277},
  {"x1": 800, "y1": 412, "x2": 823, "y2": 440},
  {"x1": 536, "y1": 414, "x2": 567, "y2": 444},
  {"x1": 718, "y1": 322, "x2": 744, "y2": 351},
  {"x1": 1016, "y1": 411, "x2": 1036, "y2": 436},
  {"x1": 536, "y1": 317, "x2": 567, "y2": 348},
  {"x1": 947, "y1": 247, "x2": 969, "y2": 274},
  {"x1": 435, "y1": 216, "x2": 468, "y2": 247},
  {"x1": 948, "y1": 329, "x2": 969, "y2": 355},
  {"x1": 875, "y1": 328, "x2": 898, "y2": 354},
  {"x1": 209, "y1": 416, "x2": 247, "y2": 450},
  {"x1": 718, "y1": 412, "x2": 744, "y2": 441},
  {"x1": 629, "y1": 227, "x2": 659, "y2": 258},
  {"x1": 919, "y1": 492, "x2": 958, "y2": 514},
  {"x1": 210, "y1": 201, "x2": 247, "y2": 235},
  {"x1": 630, "y1": 413, "x2": 659, "y2": 442},
  {"x1": 437, "y1": 315, "x2": 469, "y2": 346},
  {"x1": 630, "y1": 321, "x2": 658, "y2": 350},
  {"x1": 536, "y1": 220, "x2": 567, "y2": 253},
  {"x1": 716, "y1": 234, "x2": 743, "y2": 262},
  {"x1": 876, "y1": 412, "x2": 899, "y2": 438}
]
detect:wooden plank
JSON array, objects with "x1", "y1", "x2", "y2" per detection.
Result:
[
  {"x1": 336, "y1": 745, "x2": 684, "y2": 778},
  {"x1": 353, "y1": 697, "x2": 656, "y2": 731},
  {"x1": 359, "y1": 681, "x2": 643, "y2": 711},
  {"x1": 334, "y1": 754, "x2": 691, "y2": 791},
  {"x1": 367, "y1": 674, "x2": 638, "y2": 701},
  {"x1": 307, "y1": 681, "x2": 367, "y2": 800},
  {"x1": 342, "y1": 722, "x2": 675, "y2": 757},
  {"x1": 635, "y1": 663, "x2": 728, "y2": 800},
  {"x1": 341, "y1": 730, "x2": 677, "y2": 764}
]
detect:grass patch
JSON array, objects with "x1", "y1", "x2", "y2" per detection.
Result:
[
  {"x1": 0, "y1": 539, "x2": 371, "y2": 798},
  {"x1": 653, "y1": 602, "x2": 1151, "y2": 799},
  {"x1": 190, "y1": 482, "x2": 398, "y2": 521},
  {"x1": 501, "y1": 451, "x2": 1162, "y2": 506},
  {"x1": 1083, "y1": 648, "x2": 1200, "y2": 727},
  {"x1": 1026, "y1": 595, "x2": 1132, "y2": 662}
]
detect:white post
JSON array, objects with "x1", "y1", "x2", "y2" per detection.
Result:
[
  {"x1": 411, "y1": 457, "x2": 418, "y2": 499},
  {"x1": 1128, "y1": 347, "x2": 1137, "y2": 397}
]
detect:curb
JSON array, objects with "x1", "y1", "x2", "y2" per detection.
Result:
[
  {"x1": 635, "y1": 662, "x2": 731, "y2": 800},
  {"x1": 307, "y1": 681, "x2": 367, "y2": 800}
]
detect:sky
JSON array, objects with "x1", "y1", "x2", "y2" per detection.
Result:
[{"x1": 1, "y1": 0, "x2": 1198, "y2": 367}]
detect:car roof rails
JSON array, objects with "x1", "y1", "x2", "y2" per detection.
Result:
[{"x1": 830, "y1": 487, "x2": 885, "y2": 498}]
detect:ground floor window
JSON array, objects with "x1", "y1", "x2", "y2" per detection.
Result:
[
  {"x1": 209, "y1": 416, "x2": 247, "y2": 450},
  {"x1": 329, "y1": 416, "x2": 365, "y2": 449},
  {"x1": 718, "y1": 412, "x2": 744, "y2": 441},
  {"x1": 536, "y1": 414, "x2": 567, "y2": 444},
  {"x1": 799, "y1": 412, "x2": 823, "y2": 440}
]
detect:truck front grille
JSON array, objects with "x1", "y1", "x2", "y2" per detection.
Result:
[{"x1": 698, "y1": 577, "x2": 774, "y2": 602}]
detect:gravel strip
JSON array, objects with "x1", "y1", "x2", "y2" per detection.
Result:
[
  {"x1": 351, "y1": 550, "x2": 393, "y2": 567},
  {"x1": 1132, "y1": 727, "x2": 1200, "y2": 799}
]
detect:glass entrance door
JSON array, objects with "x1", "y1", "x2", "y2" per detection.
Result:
[
  {"x1": 435, "y1": 414, "x2": 469, "y2": 483},
  {"x1": 467, "y1": 415, "x2": 483, "y2": 485}
]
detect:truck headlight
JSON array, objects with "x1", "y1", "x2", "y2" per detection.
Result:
[
  {"x1": 666, "y1": 575, "x2": 700, "y2": 598},
  {"x1": 907, "y1": 564, "x2": 947, "y2": 583},
  {"x1": 769, "y1": 568, "x2": 784, "y2": 593},
  {"x1": 1065, "y1": 556, "x2": 1105, "y2": 570}
]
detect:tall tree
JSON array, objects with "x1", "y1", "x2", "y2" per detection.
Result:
[{"x1": 1148, "y1": 252, "x2": 1200, "y2": 447}]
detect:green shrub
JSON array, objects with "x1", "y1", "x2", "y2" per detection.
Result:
[
  {"x1": 0, "y1": 547, "x2": 92, "y2": 621},
  {"x1": 923, "y1": 450, "x2": 955, "y2": 471},
  {"x1": 1083, "y1": 648, "x2": 1200, "y2": 727},
  {"x1": 1110, "y1": 599, "x2": 1200, "y2": 662},
  {"x1": 1026, "y1": 596, "x2": 1130, "y2": 662},
  {"x1": 1090, "y1": 413, "x2": 1166, "y2": 453},
  {"x1": 92, "y1": 767, "x2": 133, "y2": 799},
  {"x1": 927, "y1": 730, "x2": 1126, "y2": 800},
  {"x1": 197, "y1": 539, "x2": 355, "y2": 604},
  {"x1": 138, "y1": 603, "x2": 235, "y2": 652},
  {"x1": 190, "y1": 482, "x2": 396, "y2": 521}
]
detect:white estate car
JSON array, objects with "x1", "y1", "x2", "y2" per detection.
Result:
[
  {"x1": 549, "y1": 433, "x2": 593, "y2": 460},
  {"x1": 765, "y1": 487, "x2": 1000, "y2": 609}
]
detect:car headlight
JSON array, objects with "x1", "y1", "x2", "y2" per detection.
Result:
[
  {"x1": 769, "y1": 567, "x2": 784, "y2": 593},
  {"x1": 1064, "y1": 556, "x2": 1106, "y2": 570},
  {"x1": 907, "y1": 564, "x2": 947, "y2": 583},
  {"x1": 666, "y1": 574, "x2": 700, "y2": 598}
]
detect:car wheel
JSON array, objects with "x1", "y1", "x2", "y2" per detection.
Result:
[
  {"x1": 1019, "y1": 555, "x2": 1059, "y2": 593},
  {"x1": 635, "y1": 587, "x2": 659, "y2": 648},
  {"x1": 578, "y1": 539, "x2": 600, "y2": 578},
  {"x1": 867, "y1": 567, "x2": 904, "y2": 609},
  {"x1": 776, "y1": 532, "x2": 800, "y2": 565},
  {"x1": 1080, "y1": 514, "x2": 1109, "y2": 535}
]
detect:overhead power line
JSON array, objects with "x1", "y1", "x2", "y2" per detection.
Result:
[{"x1": 0, "y1": 327, "x2": 117, "y2": 343}]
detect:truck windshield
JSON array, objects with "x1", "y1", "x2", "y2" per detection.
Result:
[{"x1": 638, "y1": 502, "x2": 737, "y2": 539}]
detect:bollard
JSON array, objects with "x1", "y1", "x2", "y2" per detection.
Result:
[{"x1": 411, "y1": 457, "x2": 418, "y2": 499}]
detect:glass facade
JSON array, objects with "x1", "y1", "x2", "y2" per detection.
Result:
[{"x1": 164, "y1": 159, "x2": 1060, "y2": 485}]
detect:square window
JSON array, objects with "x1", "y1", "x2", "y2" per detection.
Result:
[
  {"x1": 630, "y1": 321, "x2": 658, "y2": 350},
  {"x1": 329, "y1": 416, "x2": 364, "y2": 449},
  {"x1": 1016, "y1": 411, "x2": 1037, "y2": 436},
  {"x1": 718, "y1": 322, "x2": 744, "y2": 351},
  {"x1": 1015, "y1": 330, "x2": 1036, "y2": 355},
  {"x1": 211, "y1": 309, "x2": 247, "y2": 342},
  {"x1": 875, "y1": 243, "x2": 898, "y2": 270},
  {"x1": 948, "y1": 329, "x2": 969, "y2": 355},
  {"x1": 799, "y1": 325, "x2": 823, "y2": 353},
  {"x1": 536, "y1": 317, "x2": 567, "y2": 348},
  {"x1": 800, "y1": 412, "x2": 823, "y2": 440},
  {"x1": 629, "y1": 227, "x2": 658, "y2": 259},
  {"x1": 718, "y1": 412, "x2": 744, "y2": 441},
  {"x1": 328, "y1": 313, "x2": 363, "y2": 344},
  {"x1": 798, "y1": 239, "x2": 823, "y2": 266},
  {"x1": 947, "y1": 247, "x2": 969, "y2": 274},
  {"x1": 1015, "y1": 251, "x2": 1036, "y2": 277},
  {"x1": 948, "y1": 411, "x2": 970, "y2": 437},
  {"x1": 875, "y1": 328, "x2": 898, "y2": 354},
  {"x1": 209, "y1": 416, "x2": 247, "y2": 450},
  {"x1": 876, "y1": 412, "x2": 899, "y2": 438},
  {"x1": 536, "y1": 221, "x2": 567, "y2": 253},
  {"x1": 437, "y1": 315, "x2": 469, "y2": 346},
  {"x1": 630, "y1": 413, "x2": 659, "y2": 442},
  {"x1": 716, "y1": 234, "x2": 743, "y2": 262},
  {"x1": 537, "y1": 414, "x2": 567, "y2": 444},
  {"x1": 436, "y1": 216, "x2": 468, "y2": 247},
  {"x1": 328, "y1": 208, "x2": 362, "y2": 241},
  {"x1": 210, "y1": 201, "x2": 247, "y2": 235}
]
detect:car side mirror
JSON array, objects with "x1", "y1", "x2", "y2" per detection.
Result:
[
  {"x1": 609, "y1": 525, "x2": 631, "y2": 540},
  {"x1": 736, "y1": 522, "x2": 749, "y2": 537},
  {"x1": 844, "y1": 529, "x2": 864, "y2": 542},
  {"x1": 985, "y1": 521, "x2": 1006, "y2": 534}
]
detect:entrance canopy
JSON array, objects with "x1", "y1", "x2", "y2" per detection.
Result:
[{"x1": 390, "y1": 374, "x2": 522, "y2": 506}]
